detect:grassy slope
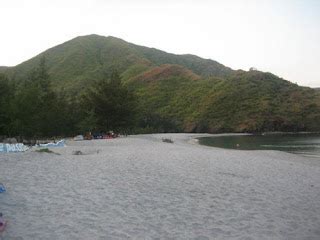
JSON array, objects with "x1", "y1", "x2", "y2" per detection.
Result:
[
  {"x1": 202, "y1": 71, "x2": 320, "y2": 132},
  {"x1": 4, "y1": 34, "x2": 320, "y2": 132},
  {"x1": 7, "y1": 35, "x2": 234, "y2": 94},
  {"x1": 0, "y1": 66, "x2": 9, "y2": 73},
  {"x1": 128, "y1": 69, "x2": 320, "y2": 132}
]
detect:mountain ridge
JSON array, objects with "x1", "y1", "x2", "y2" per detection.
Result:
[{"x1": 6, "y1": 34, "x2": 233, "y2": 86}]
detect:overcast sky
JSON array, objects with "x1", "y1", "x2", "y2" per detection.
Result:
[{"x1": 1, "y1": 0, "x2": 319, "y2": 87}]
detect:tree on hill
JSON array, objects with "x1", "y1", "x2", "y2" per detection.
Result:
[
  {"x1": 81, "y1": 70, "x2": 137, "y2": 133},
  {"x1": 10, "y1": 57, "x2": 72, "y2": 138},
  {"x1": 0, "y1": 73, "x2": 14, "y2": 136}
]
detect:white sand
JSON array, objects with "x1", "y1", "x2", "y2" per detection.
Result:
[{"x1": 0, "y1": 133, "x2": 320, "y2": 240}]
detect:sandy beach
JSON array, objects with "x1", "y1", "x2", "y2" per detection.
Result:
[{"x1": 0, "y1": 133, "x2": 320, "y2": 240}]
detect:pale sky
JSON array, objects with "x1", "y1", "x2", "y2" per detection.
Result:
[{"x1": 1, "y1": 0, "x2": 319, "y2": 87}]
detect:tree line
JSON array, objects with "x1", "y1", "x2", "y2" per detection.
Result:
[{"x1": 0, "y1": 58, "x2": 138, "y2": 139}]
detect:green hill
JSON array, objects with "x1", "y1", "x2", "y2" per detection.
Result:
[
  {"x1": 129, "y1": 69, "x2": 320, "y2": 132},
  {"x1": 0, "y1": 66, "x2": 9, "y2": 73},
  {"x1": 7, "y1": 34, "x2": 233, "y2": 94},
  {"x1": 3, "y1": 34, "x2": 320, "y2": 133}
]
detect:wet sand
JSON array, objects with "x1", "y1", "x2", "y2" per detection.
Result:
[{"x1": 0, "y1": 133, "x2": 320, "y2": 239}]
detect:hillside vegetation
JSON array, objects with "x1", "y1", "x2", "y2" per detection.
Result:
[
  {"x1": 1, "y1": 34, "x2": 320, "y2": 136},
  {"x1": 0, "y1": 66, "x2": 9, "y2": 73},
  {"x1": 6, "y1": 35, "x2": 233, "y2": 94}
]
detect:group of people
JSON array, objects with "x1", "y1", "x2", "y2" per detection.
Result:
[
  {"x1": 74, "y1": 131, "x2": 123, "y2": 141},
  {"x1": 84, "y1": 131, "x2": 119, "y2": 140}
]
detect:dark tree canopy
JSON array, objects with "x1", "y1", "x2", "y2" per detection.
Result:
[
  {"x1": 82, "y1": 70, "x2": 137, "y2": 132},
  {"x1": 0, "y1": 74, "x2": 13, "y2": 136},
  {"x1": 1, "y1": 58, "x2": 77, "y2": 138},
  {"x1": 0, "y1": 60, "x2": 138, "y2": 139}
]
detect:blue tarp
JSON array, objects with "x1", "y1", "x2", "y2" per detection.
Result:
[
  {"x1": 0, "y1": 183, "x2": 6, "y2": 193},
  {"x1": 0, "y1": 143, "x2": 29, "y2": 153},
  {"x1": 0, "y1": 140, "x2": 65, "y2": 153}
]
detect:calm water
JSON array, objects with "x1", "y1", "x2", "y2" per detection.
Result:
[{"x1": 199, "y1": 134, "x2": 320, "y2": 158}]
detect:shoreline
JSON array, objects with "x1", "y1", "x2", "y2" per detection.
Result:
[{"x1": 194, "y1": 133, "x2": 320, "y2": 160}]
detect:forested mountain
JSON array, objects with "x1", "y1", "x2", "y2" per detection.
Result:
[{"x1": 1, "y1": 34, "x2": 320, "y2": 135}]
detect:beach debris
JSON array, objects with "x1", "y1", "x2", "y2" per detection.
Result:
[
  {"x1": 0, "y1": 183, "x2": 6, "y2": 193},
  {"x1": 38, "y1": 140, "x2": 65, "y2": 148},
  {"x1": 162, "y1": 138, "x2": 174, "y2": 143},
  {"x1": 73, "y1": 135, "x2": 84, "y2": 141},
  {"x1": 72, "y1": 149, "x2": 101, "y2": 155},
  {"x1": 84, "y1": 132, "x2": 93, "y2": 140},
  {"x1": 0, "y1": 143, "x2": 29, "y2": 153},
  {"x1": 72, "y1": 150, "x2": 84, "y2": 155}
]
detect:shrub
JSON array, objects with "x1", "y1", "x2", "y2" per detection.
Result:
[{"x1": 35, "y1": 148, "x2": 58, "y2": 154}]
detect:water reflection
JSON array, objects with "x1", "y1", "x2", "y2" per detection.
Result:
[{"x1": 199, "y1": 134, "x2": 320, "y2": 158}]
